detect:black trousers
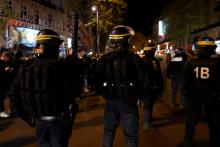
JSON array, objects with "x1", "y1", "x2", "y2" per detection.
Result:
[
  {"x1": 184, "y1": 97, "x2": 220, "y2": 147},
  {"x1": 183, "y1": 98, "x2": 204, "y2": 145},
  {"x1": 35, "y1": 119, "x2": 70, "y2": 147},
  {"x1": 207, "y1": 98, "x2": 220, "y2": 147}
]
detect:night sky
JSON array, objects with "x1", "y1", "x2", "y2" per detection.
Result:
[{"x1": 123, "y1": 0, "x2": 170, "y2": 36}]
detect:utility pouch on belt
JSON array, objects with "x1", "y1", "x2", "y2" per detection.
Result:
[{"x1": 102, "y1": 81, "x2": 136, "y2": 101}]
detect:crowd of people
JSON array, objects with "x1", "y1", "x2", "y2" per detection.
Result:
[{"x1": 0, "y1": 25, "x2": 220, "y2": 147}]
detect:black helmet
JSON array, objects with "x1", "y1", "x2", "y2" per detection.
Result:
[
  {"x1": 34, "y1": 29, "x2": 63, "y2": 59},
  {"x1": 194, "y1": 36, "x2": 216, "y2": 56},
  {"x1": 143, "y1": 42, "x2": 156, "y2": 58},
  {"x1": 106, "y1": 25, "x2": 135, "y2": 53}
]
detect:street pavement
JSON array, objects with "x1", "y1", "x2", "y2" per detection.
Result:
[{"x1": 0, "y1": 81, "x2": 210, "y2": 147}]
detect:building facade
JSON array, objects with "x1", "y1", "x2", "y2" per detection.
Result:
[
  {"x1": 153, "y1": 0, "x2": 220, "y2": 54},
  {"x1": 0, "y1": 0, "x2": 73, "y2": 56}
]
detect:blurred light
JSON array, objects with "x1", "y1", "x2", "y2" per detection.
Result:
[
  {"x1": 165, "y1": 42, "x2": 169, "y2": 49},
  {"x1": 192, "y1": 44, "x2": 196, "y2": 51},
  {"x1": 158, "y1": 20, "x2": 164, "y2": 36},
  {"x1": 215, "y1": 40, "x2": 220, "y2": 54},
  {"x1": 67, "y1": 38, "x2": 72, "y2": 48},
  {"x1": 91, "y1": 5, "x2": 100, "y2": 55},
  {"x1": 157, "y1": 45, "x2": 160, "y2": 50},
  {"x1": 91, "y1": 5, "x2": 97, "y2": 11},
  {"x1": 169, "y1": 45, "x2": 173, "y2": 50},
  {"x1": 88, "y1": 51, "x2": 93, "y2": 55},
  {"x1": 16, "y1": 27, "x2": 39, "y2": 47}
]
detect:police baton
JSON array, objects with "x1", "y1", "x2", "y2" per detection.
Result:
[{"x1": 71, "y1": 12, "x2": 79, "y2": 57}]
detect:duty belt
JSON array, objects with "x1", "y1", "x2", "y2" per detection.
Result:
[
  {"x1": 39, "y1": 116, "x2": 61, "y2": 121},
  {"x1": 102, "y1": 81, "x2": 134, "y2": 87}
]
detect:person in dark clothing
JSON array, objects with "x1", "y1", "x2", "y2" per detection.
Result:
[
  {"x1": 63, "y1": 47, "x2": 84, "y2": 142},
  {"x1": 82, "y1": 52, "x2": 97, "y2": 92},
  {"x1": 8, "y1": 29, "x2": 83, "y2": 147},
  {"x1": 167, "y1": 48, "x2": 187, "y2": 108},
  {"x1": 95, "y1": 25, "x2": 147, "y2": 147},
  {"x1": 11, "y1": 44, "x2": 23, "y2": 69},
  {"x1": 65, "y1": 47, "x2": 84, "y2": 98},
  {"x1": 0, "y1": 51, "x2": 14, "y2": 118},
  {"x1": 141, "y1": 43, "x2": 164, "y2": 129},
  {"x1": 181, "y1": 37, "x2": 220, "y2": 147}
]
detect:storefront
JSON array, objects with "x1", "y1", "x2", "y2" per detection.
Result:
[
  {"x1": 0, "y1": 19, "x2": 39, "y2": 55},
  {"x1": 3, "y1": 19, "x2": 70, "y2": 57}
]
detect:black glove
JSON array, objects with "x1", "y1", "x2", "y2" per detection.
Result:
[
  {"x1": 20, "y1": 113, "x2": 35, "y2": 128},
  {"x1": 62, "y1": 103, "x2": 78, "y2": 124},
  {"x1": 10, "y1": 101, "x2": 35, "y2": 127}
]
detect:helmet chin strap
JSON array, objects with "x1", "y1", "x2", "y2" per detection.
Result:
[{"x1": 33, "y1": 44, "x2": 44, "y2": 54}]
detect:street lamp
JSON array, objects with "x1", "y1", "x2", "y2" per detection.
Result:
[{"x1": 91, "y1": 5, "x2": 100, "y2": 55}]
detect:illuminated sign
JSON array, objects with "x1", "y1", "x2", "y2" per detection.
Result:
[
  {"x1": 158, "y1": 20, "x2": 168, "y2": 36},
  {"x1": 159, "y1": 20, "x2": 164, "y2": 36},
  {"x1": 16, "y1": 27, "x2": 39, "y2": 47}
]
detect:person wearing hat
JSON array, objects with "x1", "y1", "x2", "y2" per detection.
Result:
[
  {"x1": 95, "y1": 25, "x2": 147, "y2": 147},
  {"x1": 181, "y1": 37, "x2": 220, "y2": 147},
  {"x1": 8, "y1": 29, "x2": 82, "y2": 147}
]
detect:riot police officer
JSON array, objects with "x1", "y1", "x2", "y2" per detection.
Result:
[
  {"x1": 181, "y1": 37, "x2": 220, "y2": 147},
  {"x1": 8, "y1": 29, "x2": 83, "y2": 147},
  {"x1": 95, "y1": 25, "x2": 147, "y2": 147},
  {"x1": 141, "y1": 43, "x2": 164, "y2": 129}
]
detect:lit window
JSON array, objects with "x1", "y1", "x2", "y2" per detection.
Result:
[
  {"x1": 20, "y1": 5, "x2": 27, "y2": 19},
  {"x1": 35, "y1": 10, "x2": 39, "y2": 24},
  {"x1": 60, "y1": 0, "x2": 64, "y2": 10},
  {"x1": 48, "y1": 14, "x2": 52, "y2": 27},
  {"x1": 7, "y1": 0, "x2": 12, "y2": 10}
]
